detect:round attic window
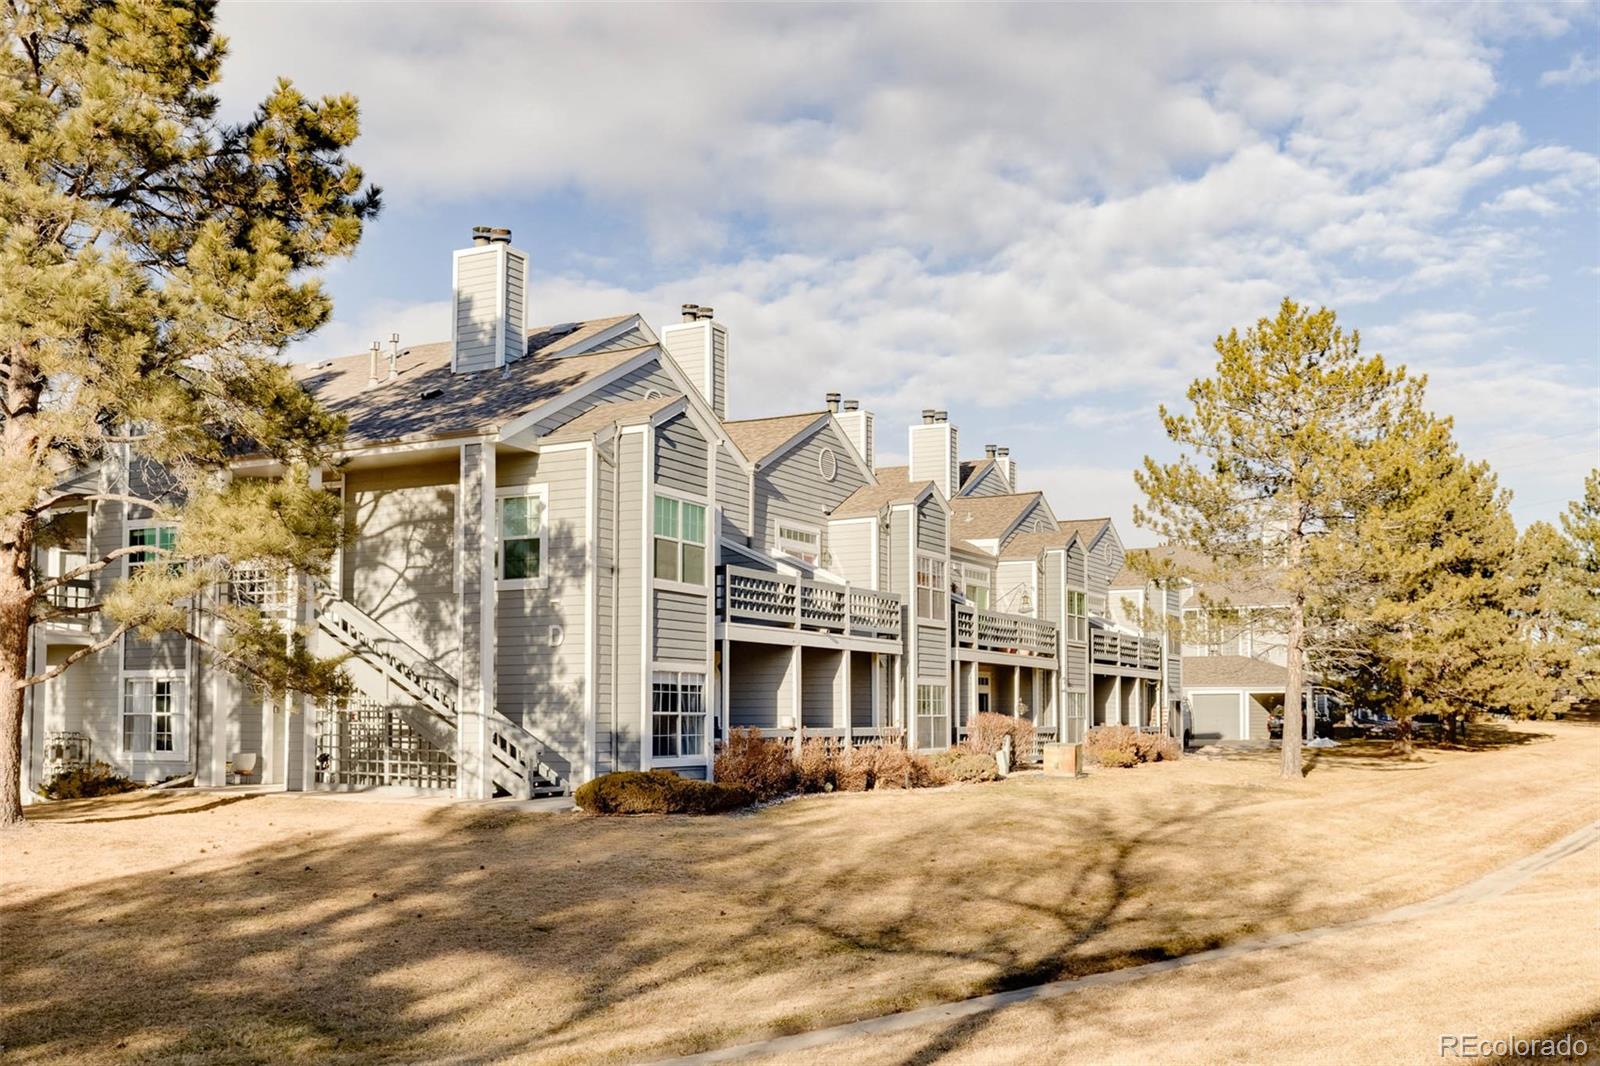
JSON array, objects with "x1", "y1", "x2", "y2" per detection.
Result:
[{"x1": 819, "y1": 447, "x2": 838, "y2": 482}]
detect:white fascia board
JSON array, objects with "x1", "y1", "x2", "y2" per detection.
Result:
[
  {"x1": 496, "y1": 347, "x2": 660, "y2": 443},
  {"x1": 751, "y1": 414, "x2": 832, "y2": 472},
  {"x1": 545, "y1": 314, "x2": 646, "y2": 359}
]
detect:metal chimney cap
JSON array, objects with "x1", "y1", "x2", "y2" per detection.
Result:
[
  {"x1": 694, "y1": 306, "x2": 715, "y2": 320},
  {"x1": 488, "y1": 227, "x2": 512, "y2": 243},
  {"x1": 825, "y1": 392, "x2": 842, "y2": 412},
  {"x1": 842, "y1": 399, "x2": 859, "y2": 412},
  {"x1": 921, "y1": 408, "x2": 936, "y2": 423},
  {"x1": 680, "y1": 303, "x2": 701, "y2": 322},
  {"x1": 996, "y1": 446, "x2": 1010, "y2": 456},
  {"x1": 985, "y1": 444, "x2": 998, "y2": 458},
  {"x1": 935, "y1": 410, "x2": 949, "y2": 423},
  {"x1": 471, "y1": 225, "x2": 493, "y2": 246}
]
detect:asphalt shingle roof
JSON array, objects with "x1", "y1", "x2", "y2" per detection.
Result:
[
  {"x1": 949, "y1": 493, "x2": 1043, "y2": 543},
  {"x1": 832, "y1": 466, "x2": 934, "y2": 518},
  {"x1": 721, "y1": 412, "x2": 827, "y2": 464},
  {"x1": 540, "y1": 394, "x2": 683, "y2": 445},
  {"x1": 1183, "y1": 655, "x2": 1289, "y2": 689},
  {"x1": 292, "y1": 316, "x2": 644, "y2": 447}
]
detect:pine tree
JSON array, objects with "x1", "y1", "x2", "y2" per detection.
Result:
[
  {"x1": 1136, "y1": 299, "x2": 1425, "y2": 778},
  {"x1": 0, "y1": 1, "x2": 379, "y2": 824},
  {"x1": 1516, "y1": 470, "x2": 1600, "y2": 706},
  {"x1": 1350, "y1": 417, "x2": 1542, "y2": 746}
]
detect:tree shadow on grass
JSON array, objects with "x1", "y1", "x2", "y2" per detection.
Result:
[{"x1": 0, "y1": 785, "x2": 1318, "y2": 1065}]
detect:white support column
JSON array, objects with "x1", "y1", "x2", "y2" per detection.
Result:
[
  {"x1": 720, "y1": 633, "x2": 732, "y2": 743},
  {"x1": 790, "y1": 644, "x2": 803, "y2": 748},
  {"x1": 1012, "y1": 664, "x2": 1021, "y2": 720},
  {"x1": 840, "y1": 648, "x2": 852, "y2": 739},
  {"x1": 456, "y1": 442, "x2": 495, "y2": 799}
]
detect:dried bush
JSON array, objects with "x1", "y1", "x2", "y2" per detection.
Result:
[
  {"x1": 965, "y1": 712, "x2": 1039, "y2": 765},
  {"x1": 714, "y1": 728, "x2": 796, "y2": 800},
  {"x1": 836, "y1": 746, "x2": 873, "y2": 792},
  {"x1": 797, "y1": 738, "x2": 843, "y2": 793},
  {"x1": 1086, "y1": 725, "x2": 1179, "y2": 768},
  {"x1": 927, "y1": 749, "x2": 1000, "y2": 783},
  {"x1": 40, "y1": 761, "x2": 139, "y2": 800},
  {"x1": 575, "y1": 771, "x2": 753, "y2": 815}
]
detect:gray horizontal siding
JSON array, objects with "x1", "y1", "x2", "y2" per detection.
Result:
[
  {"x1": 916, "y1": 624, "x2": 947, "y2": 682},
  {"x1": 530, "y1": 360, "x2": 677, "y2": 438},
  {"x1": 917, "y1": 496, "x2": 946, "y2": 555},
  {"x1": 653, "y1": 588, "x2": 708, "y2": 662},
  {"x1": 800, "y1": 647, "x2": 840, "y2": 728},
  {"x1": 754, "y1": 422, "x2": 868, "y2": 562},
  {"x1": 715, "y1": 442, "x2": 750, "y2": 543},
  {"x1": 495, "y1": 445, "x2": 588, "y2": 783},
  {"x1": 655, "y1": 414, "x2": 708, "y2": 496},
  {"x1": 729, "y1": 641, "x2": 790, "y2": 729}
]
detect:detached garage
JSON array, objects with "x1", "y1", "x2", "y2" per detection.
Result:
[{"x1": 1182, "y1": 655, "x2": 1289, "y2": 746}]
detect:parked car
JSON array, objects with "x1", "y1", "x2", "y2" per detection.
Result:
[{"x1": 1351, "y1": 708, "x2": 1398, "y2": 737}]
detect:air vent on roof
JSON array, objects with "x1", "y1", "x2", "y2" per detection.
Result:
[
  {"x1": 548, "y1": 322, "x2": 581, "y2": 338},
  {"x1": 419, "y1": 386, "x2": 443, "y2": 401}
]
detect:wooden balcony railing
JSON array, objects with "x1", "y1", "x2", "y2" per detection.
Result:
[
  {"x1": 719, "y1": 565, "x2": 903, "y2": 641},
  {"x1": 1090, "y1": 629, "x2": 1162, "y2": 671},
  {"x1": 952, "y1": 603, "x2": 1058, "y2": 659}
]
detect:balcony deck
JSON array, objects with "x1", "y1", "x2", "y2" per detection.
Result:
[
  {"x1": 718, "y1": 565, "x2": 903, "y2": 648},
  {"x1": 1090, "y1": 629, "x2": 1162, "y2": 674},
  {"x1": 952, "y1": 603, "x2": 1057, "y2": 665}
]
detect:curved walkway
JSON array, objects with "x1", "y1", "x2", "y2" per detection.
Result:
[{"x1": 652, "y1": 819, "x2": 1600, "y2": 1065}]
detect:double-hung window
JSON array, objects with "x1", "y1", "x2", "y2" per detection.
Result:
[
  {"x1": 916, "y1": 555, "x2": 946, "y2": 622},
  {"x1": 915, "y1": 684, "x2": 947, "y2": 751},
  {"x1": 127, "y1": 525, "x2": 178, "y2": 577},
  {"x1": 774, "y1": 521, "x2": 820, "y2": 565},
  {"x1": 654, "y1": 495, "x2": 707, "y2": 586},
  {"x1": 497, "y1": 489, "x2": 547, "y2": 584},
  {"x1": 651, "y1": 671, "x2": 706, "y2": 759},
  {"x1": 1067, "y1": 590, "x2": 1087, "y2": 642},
  {"x1": 123, "y1": 677, "x2": 183, "y2": 755}
]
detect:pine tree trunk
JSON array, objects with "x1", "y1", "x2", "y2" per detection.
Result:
[
  {"x1": 1282, "y1": 600, "x2": 1305, "y2": 779},
  {"x1": 0, "y1": 542, "x2": 33, "y2": 827}
]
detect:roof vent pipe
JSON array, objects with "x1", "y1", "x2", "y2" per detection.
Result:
[
  {"x1": 368, "y1": 341, "x2": 381, "y2": 385},
  {"x1": 388, "y1": 332, "x2": 400, "y2": 378},
  {"x1": 826, "y1": 392, "x2": 841, "y2": 413},
  {"x1": 921, "y1": 408, "x2": 936, "y2": 424}
]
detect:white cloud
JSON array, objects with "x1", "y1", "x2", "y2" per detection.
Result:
[
  {"x1": 221, "y1": 3, "x2": 1597, "y2": 531},
  {"x1": 1540, "y1": 51, "x2": 1600, "y2": 87}
]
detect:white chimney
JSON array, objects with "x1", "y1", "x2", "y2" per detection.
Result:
[
  {"x1": 451, "y1": 226, "x2": 527, "y2": 374},
  {"x1": 909, "y1": 409, "x2": 957, "y2": 499},
  {"x1": 995, "y1": 446, "x2": 1016, "y2": 491},
  {"x1": 661, "y1": 303, "x2": 728, "y2": 419},
  {"x1": 836, "y1": 399, "x2": 874, "y2": 469}
]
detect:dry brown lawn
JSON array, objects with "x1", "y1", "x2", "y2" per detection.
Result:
[{"x1": 2, "y1": 722, "x2": 1597, "y2": 1065}]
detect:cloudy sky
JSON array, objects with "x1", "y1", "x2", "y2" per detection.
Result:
[{"x1": 217, "y1": 3, "x2": 1598, "y2": 544}]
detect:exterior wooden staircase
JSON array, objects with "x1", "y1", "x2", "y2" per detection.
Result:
[{"x1": 315, "y1": 595, "x2": 569, "y2": 798}]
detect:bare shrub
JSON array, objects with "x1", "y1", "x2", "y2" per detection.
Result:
[
  {"x1": 797, "y1": 738, "x2": 843, "y2": 793},
  {"x1": 1087, "y1": 725, "x2": 1178, "y2": 768},
  {"x1": 965, "y1": 712, "x2": 1039, "y2": 764},
  {"x1": 575, "y1": 771, "x2": 753, "y2": 815},
  {"x1": 714, "y1": 728, "x2": 796, "y2": 800},
  {"x1": 927, "y1": 749, "x2": 1000, "y2": 783}
]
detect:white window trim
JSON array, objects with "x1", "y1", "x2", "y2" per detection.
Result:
[
  {"x1": 654, "y1": 489, "x2": 710, "y2": 596},
  {"x1": 650, "y1": 667, "x2": 709, "y2": 765},
  {"x1": 772, "y1": 518, "x2": 822, "y2": 565},
  {"x1": 916, "y1": 553, "x2": 947, "y2": 622},
  {"x1": 495, "y1": 483, "x2": 549, "y2": 590},
  {"x1": 124, "y1": 519, "x2": 178, "y2": 577},
  {"x1": 118, "y1": 672, "x2": 188, "y2": 759}
]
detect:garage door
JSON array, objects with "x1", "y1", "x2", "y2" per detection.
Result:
[{"x1": 1189, "y1": 693, "x2": 1243, "y2": 743}]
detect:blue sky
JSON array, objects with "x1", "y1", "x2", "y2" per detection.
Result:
[{"x1": 217, "y1": 3, "x2": 1598, "y2": 544}]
